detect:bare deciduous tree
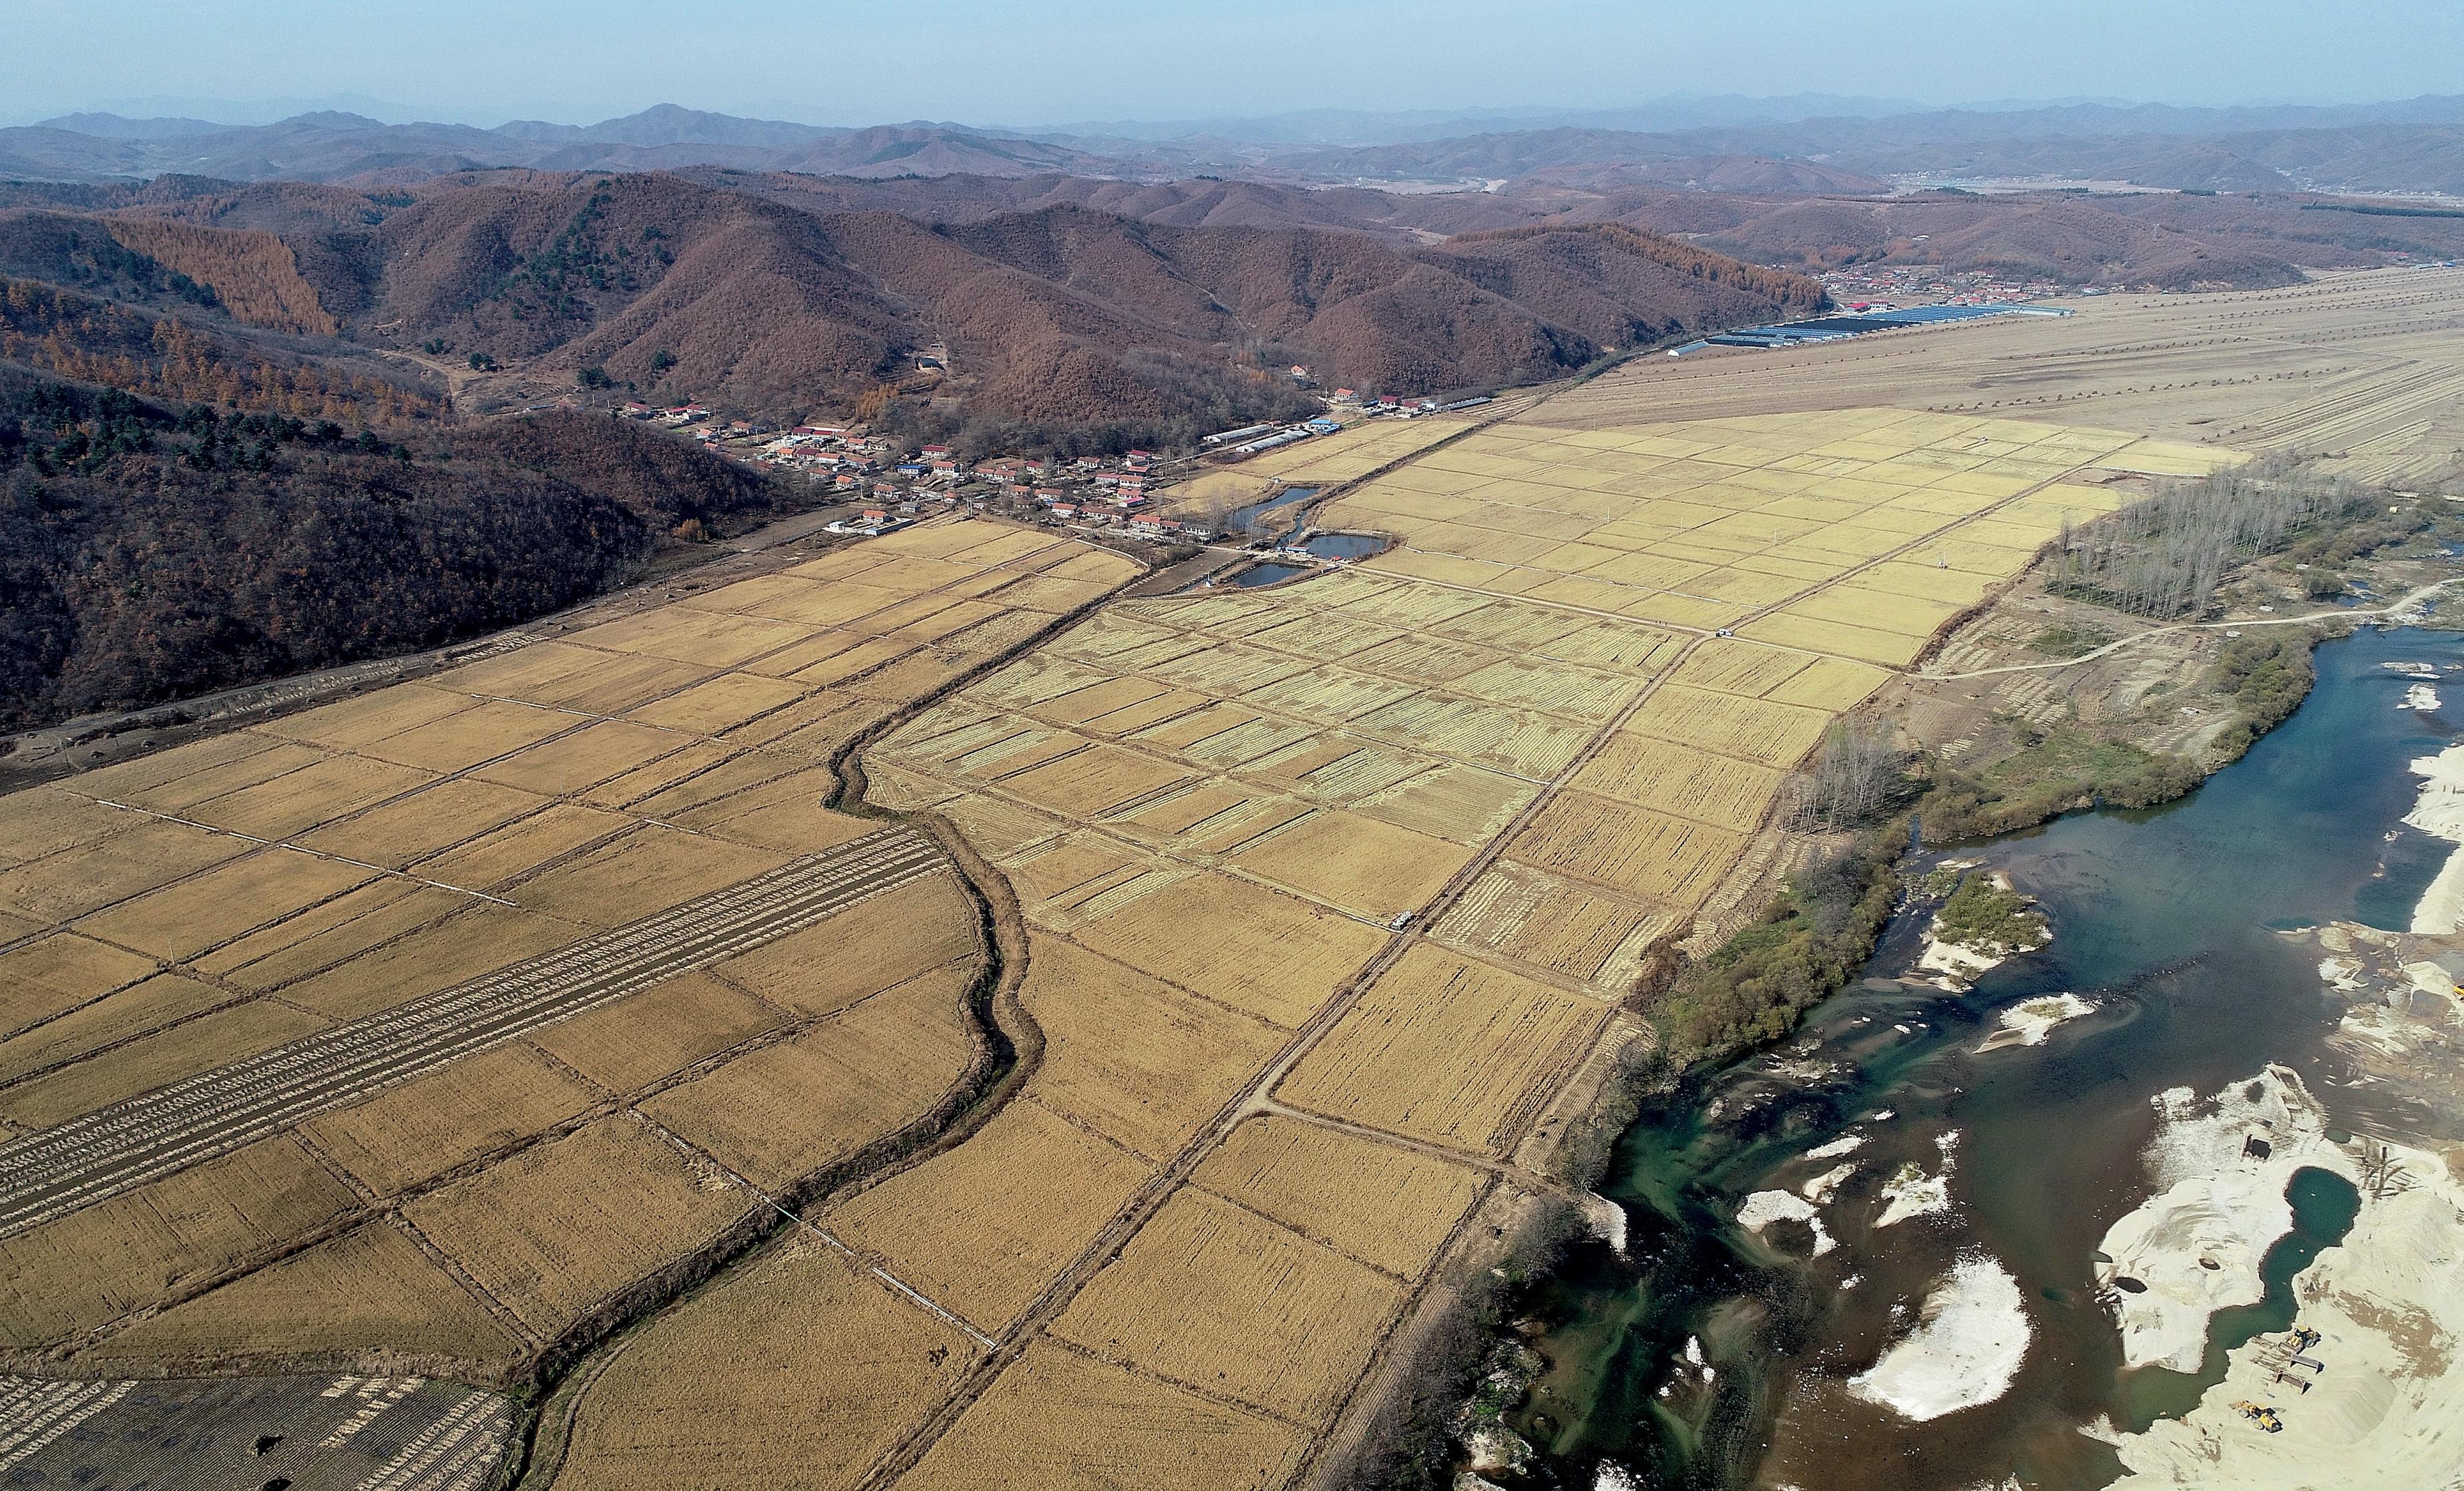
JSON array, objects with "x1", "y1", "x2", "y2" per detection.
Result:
[
  {"x1": 1786, "y1": 720, "x2": 1908, "y2": 831},
  {"x1": 2051, "y1": 454, "x2": 2365, "y2": 618}
]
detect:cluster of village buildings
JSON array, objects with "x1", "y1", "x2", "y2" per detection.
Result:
[{"x1": 614, "y1": 371, "x2": 1488, "y2": 544}]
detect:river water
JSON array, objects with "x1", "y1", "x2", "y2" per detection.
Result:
[{"x1": 1512, "y1": 628, "x2": 2463, "y2": 1490}]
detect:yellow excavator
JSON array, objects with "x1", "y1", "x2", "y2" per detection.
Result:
[{"x1": 2231, "y1": 1400, "x2": 2285, "y2": 1433}]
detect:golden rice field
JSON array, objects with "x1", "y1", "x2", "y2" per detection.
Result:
[
  {"x1": 899, "y1": 1339, "x2": 1312, "y2": 1491},
  {"x1": 1046, "y1": 1187, "x2": 1406, "y2": 1425},
  {"x1": 554, "y1": 1238, "x2": 980, "y2": 1491},
  {"x1": 0, "y1": 518, "x2": 1138, "y2": 1374},
  {"x1": 3, "y1": 374, "x2": 2259, "y2": 1489},
  {"x1": 670, "y1": 403, "x2": 2250, "y2": 1487}
]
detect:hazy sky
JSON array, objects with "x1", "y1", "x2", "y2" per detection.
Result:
[{"x1": 6, "y1": 0, "x2": 2461, "y2": 126}]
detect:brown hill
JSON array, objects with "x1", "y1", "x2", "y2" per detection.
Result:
[
  {"x1": 333, "y1": 175, "x2": 1828, "y2": 417},
  {"x1": 1689, "y1": 194, "x2": 2314, "y2": 289}
]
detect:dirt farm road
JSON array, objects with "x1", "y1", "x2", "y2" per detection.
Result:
[{"x1": 1912, "y1": 578, "x2": 2464, "y2": 682}]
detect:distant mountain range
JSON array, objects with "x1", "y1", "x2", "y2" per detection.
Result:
[{"x1": 13, "y1": 96, "x2": 2464, "y2": 198}]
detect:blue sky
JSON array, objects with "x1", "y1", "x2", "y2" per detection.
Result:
[{"x1": 6, "y1": 0, "x2": 2461, "y2": 127}]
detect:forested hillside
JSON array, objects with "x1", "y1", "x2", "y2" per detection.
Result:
[{"x1": 0, "y1": 368, "x2": 781, "y2": 730}]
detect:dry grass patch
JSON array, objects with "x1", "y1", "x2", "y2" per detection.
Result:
[
  {"x1": 556, "y1": 1241, "x2": 974, "y2": 1491},
  {"x1": 1352, "y1": 764, "x2": 1536, "y2": 845},
  {"x1": 409, "y1": 1116, "x2": 753, "y2": 1337},
  {"x1": 355, "y1": 699, "x2": 576, "y2": 773},
  {"x1": 1764, "y1": 654, "x2": 1891, "y2": 712},
  {"x1": 0, "y1": 817, "x2": 246, "y2": 923},
  {"x1": 469, "y1": 720, "x2": 694, "y2": 796},
  {"x1": 0, "y1": 998, "x2": 325, "y2": 1130},
  {"x1": 182, "y1": 755, "x2": 436, "y2": 841},
  {"x1": 89, "y1": 1223, "x2": 520, "y2": 1367},
  {"x1": 528, "y1": 652, "x2": 717, "y2": 715},
  {"x1": 565, "y1": 608, "x2": 814, "y2": 670},
  {"x1": 1571, "y1": 735, "x2": 1784, "y2": 831},
  {"x1": 625, "y1": 672, "x2": 809, "y2": 734},
  {"x1": 197, "y1": 881, "x2": 461, "y2": 988},
  {"x1": 0, "y1": 933, "x2": 163, "y2": 1032},
  {"x1": 0, "y1": 1136, "x2": 353, "y2": 1346},
  {"x1": 291, "y1": 778, "x2": 550, "y2": 871},
  {"x1": 109, "y1": 738, "x2": 331, "y2": 814},
  {"x1": 1735, "y1": 610, "x2": 1932, "y2": 667},
  {"x1": 411, "y1": 803, "x2": 631, "y2": 889},
  {"x1": 831, "y1": 1098, "x2": 1151, "y2": 1332},
  {"x1": 1023, "y1": 940, "x2": 1286, "y2": 1160},
  {"x1": 258, "y1": 684, "x2": 473, "y2": 751},
  {"x1": 710, "y1": 873, "x2": 977, "y2": 1018},
  {"x1": 1069, "y1": 873, "x2": 1384, "y2": 1028},
  {"x1": 0, "y1": 973, "x2": 229, "y2": 1085},
  {"x1": 1432, "y1": 863, "x2": 1671, "y2": 988},
  {"x1": 644, "y1": 968, "x2": 972, "y2": 1187},
  {"x1": 1050, "y1": 1187, "x2": 1403, "y2": 1425},
  {"x1": 574, "y1": 740, "x2": 735, "y2": 809},
  {"x1": 901, "y1": 1339, "x2": 1310, "y2": 1491},
  {"x1": 280, "y1": 907, "x2": 578, "y2": 1020},
  {"x1": 998, "y1": 744, "x2": 1194, "y2": 819},
  {"x1": 1623, "y1": 685, "x2": 1832, "y2": 769},
  {"x1": 72, "y1": 849, "x2": 374, "y2": 963},
  {"x1": 526, "y1": 971, "x2": 784, "y2": 1092},
  {"x1": 1277, "y1": 944, "x2": 1604, "y2": 1153},
  {"x1": 664, "y1": 769, "x2": 876, "y2": 855},
  {"x1": 69, "y1": 730, "x2": 298, "y2": 803},
  {"x1": 1000, "y1": 836, "x2": 1139, "y2": 908},
  {"x1": 620, "y1": 748, "x2": 805, "y2": 819},
  {"x1": 1195, "y1": 1116, "x2": 1483, "y2": 1279},
  {"x1": 1504, "y1": 792, "x2": 1743, "y2": 905},
  {"x1": 1229, "y1": 809, "x2": 1470, "y2": 921},
  {"x1": 304, "y1": 1043, "x2": 603, "y2": 1195},
  {"x1": 514, "y1": 827, "x2": 788, "y2": 929}
]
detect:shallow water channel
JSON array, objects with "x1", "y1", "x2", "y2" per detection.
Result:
[
  {"x1": 1222, "y1": 484, "x2": 1317, "y2": 534},
  {"x1": 1511, "y1": 628, "x2": 2462, "y2": 1490}
]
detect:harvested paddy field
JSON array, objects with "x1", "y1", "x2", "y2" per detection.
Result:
[
  {"x1": 0, "y1": 519, "x2": 1139, "y2": 1386},
  {"x1": 542, "y1": 386, "x2": 2236, "y2": 1488},
  {"x1": 562, "y1": 278, "x2": 2464, "y2": 1491},
  {"x1": 20, "y1": 272, "x2": 2443, "y2": 1491},
  {"x1": 1540, "y1": 265, "x2": 2464, "y2": 487}
]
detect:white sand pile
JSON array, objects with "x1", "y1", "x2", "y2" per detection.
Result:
[
  {"x1": 1847, "y1": 1254, "x2": 2032, "y2": 1420},
  {"x1": 1801, "y1": 1163, "x2": 1856, "y2": 1205},
  {"x1": 2095, "y1": 1066, "x2": 2350, "y2": 1372},
  {"x1": 1804, "y1": 1134, "x2": 1866, "y2": 1161},
  {"x1": 1876, "y1": 1135, "x2": 1959, "y2": 1228},
  {"x1": 1917, "y1": 937, "x2": 2003, "y2": 992},
  {"x1": 2109, "y1": 1133, "x2": 2464, "y2": 1488},
  {"x1": 1737, "y1": 1189, "x2": 1836, "y2": 1255},
  {"x1": 1977, "y1": 992, "x2": 2095, "y2": 1052},
  {"x1": 2401, "y1": 682, "x2": 2441, "y2": 710},
  {"x1": 2404, "y1": 743, "x2": 2464, "y2": 933}
]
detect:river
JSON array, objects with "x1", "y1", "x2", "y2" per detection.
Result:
[{"x1": 1508, "y1": 627, "x2": 2463, "y2": 1490}]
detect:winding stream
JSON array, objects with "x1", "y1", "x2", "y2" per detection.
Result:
[{"x1": 1512, "y1": 628, "x2": 2462, "y2": 1490}]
